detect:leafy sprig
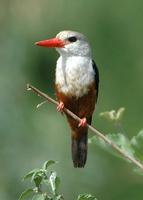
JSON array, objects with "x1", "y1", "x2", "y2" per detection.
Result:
[
  {"x1": 19, "y1": 160, "x2": 97, "y2": 200},
  {"x1": 89, "y1": 108, "x2": 143, "y2": 175}
]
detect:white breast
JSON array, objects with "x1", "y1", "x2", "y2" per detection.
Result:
[{"x1": 55, "y1": 56, "x2": 95, "y2": 97}]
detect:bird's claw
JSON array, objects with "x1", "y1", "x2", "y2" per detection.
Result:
[
  {"x1": 78, "y1": 118, "x2": 87, "y2": 127},
  {"x1": 57, "y1": 101, "x2": 64, "y2": 112}
]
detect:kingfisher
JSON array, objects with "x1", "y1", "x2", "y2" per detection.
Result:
[{"x1": 35, "y1": 30, "x2": 99, "y2": 168}]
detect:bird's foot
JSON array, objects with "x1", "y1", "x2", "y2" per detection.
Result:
[
  {"x1": 78, "y1": 117, "x2": 87, "y2": 127},
  {"x1": 57, "y1": 101, "x2": 64, "y2": 112}
]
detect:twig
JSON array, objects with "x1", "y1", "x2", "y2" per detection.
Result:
[{"x1": 27, "y1": 83, "x2": 143, "y2": 171}]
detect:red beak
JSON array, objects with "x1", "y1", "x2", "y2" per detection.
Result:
[{"x1": 35, "y1": 38, "x2": 65, "y2": 48}]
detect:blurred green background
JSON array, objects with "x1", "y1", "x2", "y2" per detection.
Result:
[{"x1": 0, "y1": 0, "x2": 143, "y2": 199}]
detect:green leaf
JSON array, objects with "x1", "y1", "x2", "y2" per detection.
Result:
[
  {"x1": 88, "y1": 135, "x2": 107, "y2": 149},
  {"x1": 32, "y1": 194, "x2": 46, "y2": 200},
  {"x1": 107, "y1": 133, "x2": 134, "y2": 157},
  {"x1": 55, "y1": 195, "x2": 64, "y2": 200},
  {"x1": 99, "y1": 107, "x2": 125, "y2": 122},
  {"x1": 77, "y1": 194, "x2": 97, "y2": 200},
  {"x1": 31, "y1": 170, "x2": 44, "y2": 180},
  {"x1": 18, "y1": 188, "x2": 33, "y2": 200},
  {"x1": 131, "y1": 130, "x2": 143, "y2": 160},
  {"x1": 89, "y1": 133, "x2": 135, "y2": 159},
  {"x1": 43, "y1": 160, "x2": 57, "y2": 170},
  {"x1": 116, "y1": 107, "x2": 125, "y2": 121},
  {"x1": 45, "y1": 196, "x2": 52, "y2": 200},
  {"x1": 107, "y1": 133, "x2": 130, "y2": 150},
  {"x1": 23, "y1": 169, "x2": 41, "y2": 181},
  {"x1": 49, "y1": 171, "x2": 60, "y2": 195},
  {"x1": 55, "y1": 176, "x2": 60, "y2": 192},
  {"x1": 133, "y1": 167, "x2": 143, "y2": 176},
  {"x1": 31, "y1": 170, "x2": 45, "y2": 187},
  {"x1": 34, "y1": 175, "x2": 43, "y2": 187}
]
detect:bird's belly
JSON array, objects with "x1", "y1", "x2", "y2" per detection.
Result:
[
  {"x1": 55, "y1": 83, "x2": 96, "y2": 118},
  {"x1": 58, "y1": 82, "x2": 89, "y2": 98}
]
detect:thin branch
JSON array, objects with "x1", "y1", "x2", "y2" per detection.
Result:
[{"x1": 27, "y1": 83, "x2": 143, "y2": 171}]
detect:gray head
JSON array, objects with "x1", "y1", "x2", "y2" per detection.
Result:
[
  {"x1": 56, "y1": 30, "x2": 92, "y2": 57},
  {"x1": 35, "y1": 30, "x2": 92, "y2": 57}
]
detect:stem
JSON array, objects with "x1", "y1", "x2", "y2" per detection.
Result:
[{"x1": 27, "y1": 84, "x2": 143, "y2": 171}]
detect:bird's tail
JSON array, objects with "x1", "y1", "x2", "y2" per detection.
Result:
[{"x1": 71, "y1": 131, "x2": 88, "y2": 168}]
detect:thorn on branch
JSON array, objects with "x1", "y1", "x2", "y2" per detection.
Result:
[
  {"x1": 36, "y1": 101, "x2": 47, "y2": 109},
  {"x1": 27, "y1": 84, "x2": 32, "y2": 91}
]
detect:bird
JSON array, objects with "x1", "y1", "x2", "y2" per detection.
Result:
[{"x1": 35, "y1": 30, "x2": 99, "y2": 168}]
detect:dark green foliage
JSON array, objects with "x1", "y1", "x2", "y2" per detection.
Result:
[
  {"x1": 19, "y1": 160, "x2": 97, "y2": 200},
  {"x1": 19, "y1": 160, "x2": 63, "y2": 200}
]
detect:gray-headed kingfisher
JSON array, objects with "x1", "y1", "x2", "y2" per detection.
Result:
[{"x1": 35, "y1": 30, "x2": 99, "y2": 168}]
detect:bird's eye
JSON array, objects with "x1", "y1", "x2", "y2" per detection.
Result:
[{"x1": 68, "y1": 36, "x2": 77, "y2": 42}]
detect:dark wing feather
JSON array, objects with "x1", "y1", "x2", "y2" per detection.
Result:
[{"x1": 92, "y1": 60, "x2": 99, "y2": 100}]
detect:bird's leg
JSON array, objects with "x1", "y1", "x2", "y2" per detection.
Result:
[
  {"x1": 57, "y1": 101, "x2": 65, "y2": 112},
  {"x1": 78, "y1": 117, "x2": 87, "y2": 127}
]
